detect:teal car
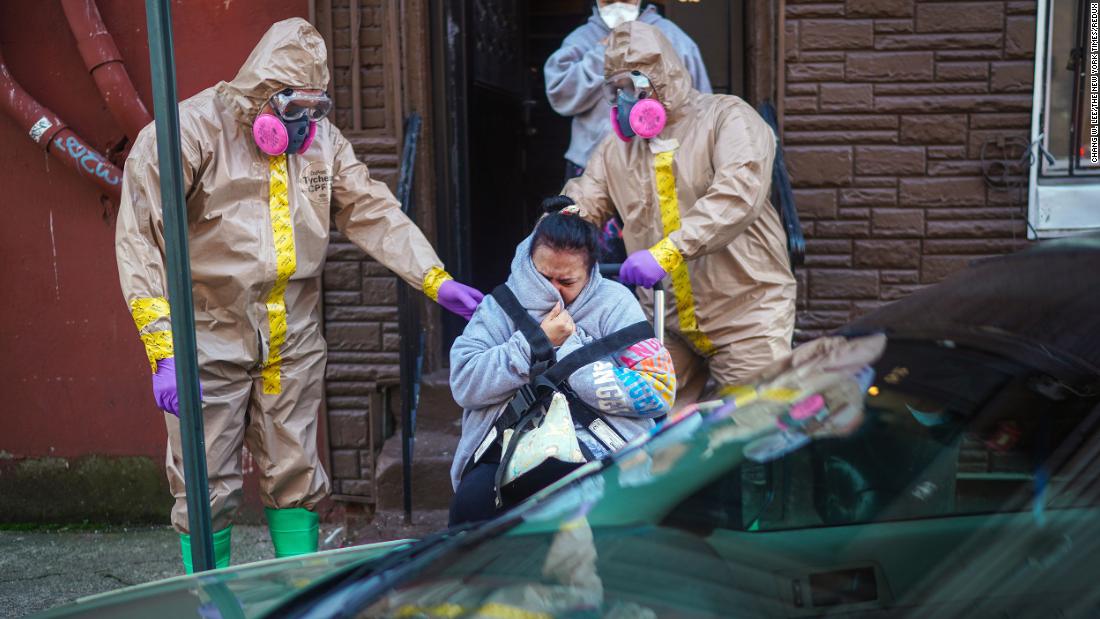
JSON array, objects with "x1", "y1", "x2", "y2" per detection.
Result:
[{"x1": 37, "y1": 237, "x2": 1100, "y2": 618}]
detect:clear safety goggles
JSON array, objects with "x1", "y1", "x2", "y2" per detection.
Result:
[
  {"x1": 604, "y1": 70, "x2": 656, "y2": 104},
  {"x1": 270, "y1": 88, "x2": 333, "y2": 122}
]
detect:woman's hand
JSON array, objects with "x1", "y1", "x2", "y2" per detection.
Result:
[{"x1": 541, "y1": 302, "x2": 575, "y2": 347}]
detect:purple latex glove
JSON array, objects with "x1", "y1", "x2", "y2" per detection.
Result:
[
  {"x1": 437, "y1": 280, "x2": 485, "y2": 321},
  {"x1": 151, "y1": 358, "x2": 203, "y2": 416},
  {"x1": 619, "y1": 249, "x2": 667, "y2": 288},
  {"x1": 152, "y1": 357, "x2": 180, "y2": 416}
]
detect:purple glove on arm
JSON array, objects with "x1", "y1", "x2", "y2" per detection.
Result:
[
  {"x1": 619, "y1": 249, "x2": 668, "y2": 288},
  {"x1": 152, "y1": 357, "x2": 180, "y2": 416},
  {"x1": 437, "y1": 280, "x2": 485, "y2": 321},
  {"x1": 151, "y1": 357, "x2": 204, "y2": 416}
]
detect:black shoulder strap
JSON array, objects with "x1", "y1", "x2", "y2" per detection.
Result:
[
  {"x1": 544, "y1": 321, "x2": 654, "y2": 386},
  {"x1": 491, "y1": 284, "x2": 555, "y2": 372}
]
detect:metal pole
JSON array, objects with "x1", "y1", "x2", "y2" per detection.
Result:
[
  {"x1": 600, "y1": 263, "x2": 665, "y2": 342},
  {"x1": 653, "y1": 284, "x2": 665, "y2": 344},
  {"x1": 144, "y1": 0, "x2": 215, "y2": 572},
  {"x1": 396, "y1": 113, "x2": 423, "y2": 524}
]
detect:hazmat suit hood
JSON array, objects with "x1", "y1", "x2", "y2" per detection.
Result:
[
  {"x1": 603, "y1": 20, "x2": 693, "y2": 116},
  {"x1": 215, "y1": 17, "x2": 330, "y2": 125}
]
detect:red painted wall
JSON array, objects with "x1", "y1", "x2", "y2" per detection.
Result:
[{"x1": 0, "y1": 1, "x2": 308, "y2": 459}]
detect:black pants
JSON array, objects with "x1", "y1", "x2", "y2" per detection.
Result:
[{"x1": 448, "y1": 461, "x2": 501, "y2": 527}]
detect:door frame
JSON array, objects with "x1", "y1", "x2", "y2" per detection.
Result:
[
  {"x1": 429, "y1": 0, "x2": 472, "y2": 351},
  {"x1": 424, "y1": 0, "x2": 781, "y2": 358}
]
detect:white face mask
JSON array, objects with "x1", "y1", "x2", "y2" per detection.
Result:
[{"x1": 599, "y1": 2, "x2": 640, "y2": 30}]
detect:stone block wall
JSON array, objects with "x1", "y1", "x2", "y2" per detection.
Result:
[
  {"x1": 329, "y1": 0, "x2": 391, "y2": 131},
  {"x1": 782, "y1": 0, "x2": 1037, "y2": 340},
  {"x1": 319, "y1": 0, "x2": 403, "y2": 500},
  {"x1": 323, "y1": 239, "x2": 400, "y2": 498}
]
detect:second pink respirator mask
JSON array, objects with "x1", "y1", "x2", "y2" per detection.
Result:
[{"x1": 606, "y1": 71, "x2": 666, "y2": 141}]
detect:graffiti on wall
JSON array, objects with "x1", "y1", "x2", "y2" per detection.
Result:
[{"x1": 52, "y1": 134, "x2": 121, "y2": 186}]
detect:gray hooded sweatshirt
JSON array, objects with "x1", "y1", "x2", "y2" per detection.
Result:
[
  {"x1": 449, "y1": 235, "x2": 677, "y2": 490},
  {"x1": 544, "y1": 5, "x2": 712, "y2": 169}
]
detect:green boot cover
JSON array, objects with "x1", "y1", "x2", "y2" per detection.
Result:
[
  {"x1": 265, "y1": 507, "x2": 319, "y2": 558},
  {"x1": 179, "y1": 526, "x2": 233, "y2": 574}
]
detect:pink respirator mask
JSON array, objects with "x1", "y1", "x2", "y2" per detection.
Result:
[
  {"x1": 606, "y1": 71, "x2": 667, "y2": 141},
  {"x1": 252, "y1": 89, "x2": 332, "y2": 156}
]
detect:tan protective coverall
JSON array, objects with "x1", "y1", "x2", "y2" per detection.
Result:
[
  {"x1": 563, "y1": 21, "x2": 797, "y2": 404},
  {"x1": 115, "y1": 18, "x2": 447, "y2": 532}
]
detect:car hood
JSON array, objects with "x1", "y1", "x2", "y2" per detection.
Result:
[
  {"x1": 844, "y1": 235, "x2": 1100, "y2": 373},
  {"x1": 31, "y1": 539, "x2": 412, "y2": 619}
]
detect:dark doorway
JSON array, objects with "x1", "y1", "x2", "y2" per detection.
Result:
[
  {"x1": 464, "y1": 1, "x2": 589, "y2": 294},
  {"x1": 430, "y1": 0, "x2": 588, "y2": 303},
  {"x1": 659, "y1": 0, "x2": 746, "y2": 96},
  {"x1": 431, "y1": 0, "x2": 746, "y2": 347}
]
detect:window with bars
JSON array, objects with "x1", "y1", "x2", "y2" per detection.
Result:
[{"x1": 1028, "y1": 0, "x2": 1100, "y2": 237}]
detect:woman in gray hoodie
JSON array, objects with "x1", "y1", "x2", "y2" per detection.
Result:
[{"x1": 448, "y1": 201, "x2": 677, "y2": 524}]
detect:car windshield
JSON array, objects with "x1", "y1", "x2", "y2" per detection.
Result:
[{"x1": 314, "y1": 335, "x2": 1100, "y2": 619}]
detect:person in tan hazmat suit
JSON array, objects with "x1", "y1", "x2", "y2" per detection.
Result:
[
  {"x1": 562, "y1": 21, "x2": 797, "y2": 406},
  {"x1": 115, "y1": 18, "x2": 483, "y2": 572}
]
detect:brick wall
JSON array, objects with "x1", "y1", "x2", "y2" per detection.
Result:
[
  {"x1": 782, "y1": 0, "x2": 1037, "y2": 340},
  {"x1": 330, "y1": 0, "x2": 391, "y2": 131},
  {"x1": 318, "y1": 0, "x2": 403, "y2": 499},
  {"x1": 323, "y1": 237, "x2": 399, "y2": 497}
]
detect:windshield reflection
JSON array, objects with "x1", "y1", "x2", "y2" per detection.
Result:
[{"x1": 321, "y1": 330, "x2": 1100, "y2": 618}]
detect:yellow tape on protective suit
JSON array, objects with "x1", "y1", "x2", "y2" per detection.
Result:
[
  {"x1": 422, "y1": 266, "x2": 453, "y2": 302},
  {"x1": 649, "y1": 237, "x2": 684, "y2": 273},
  {"x1": 130, "y1": 296, "x2": 170, "y2": 332},
  {"x1": 130, "y1": 297, "x2": 173, "y2": 372},
  {"x1": 139, "y1": 330, "x2": 175, "y2": 373},
  {"x1": 654, "y1": 150, "x2": 717, "y2": 356},
  {"x1": 262, "y1": 154, "x2": 297, "y2": 394},
  {"x1": 394, "y1": 603, "x2": 551, "y2": 619}
]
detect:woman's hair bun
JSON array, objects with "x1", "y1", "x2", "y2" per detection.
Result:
[
  {"x1": 531, "y1": 195, "x2": 598, "y2": 268},
  {"x1": 540, "y1": 195, "x2": 576, "y2": 215}
]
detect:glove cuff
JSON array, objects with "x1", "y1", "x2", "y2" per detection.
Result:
[
  {"x1": 131, "y1": 297, "x2": 175, "y2": 373},
  {"x1": 143, "y1": 334, "x2": 175, "y2": 374},
  {"x1": 130, "y1": 296, "x2": 170, "y2": 330},
  {"x1": 422, "y1": 266, "x2": 453, "y2": 302},
  {"x1": 648, "y1": 237, "x2": 684, "y2": 273}
]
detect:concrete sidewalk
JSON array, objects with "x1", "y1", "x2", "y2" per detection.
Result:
[
  {"x1": 0, "y1": 524, "x2": 317, "y2": 618},
  {"x1": 0, "y1": 510, "x2": 448, "y2": 618}
]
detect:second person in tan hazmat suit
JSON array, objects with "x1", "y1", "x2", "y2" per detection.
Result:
[
  {"x1": 115, "y1": 19, "x2": 482, "y2": 571},
  {"x1": 562, "y1": 21, "x2": 797, "y2": 406}
]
